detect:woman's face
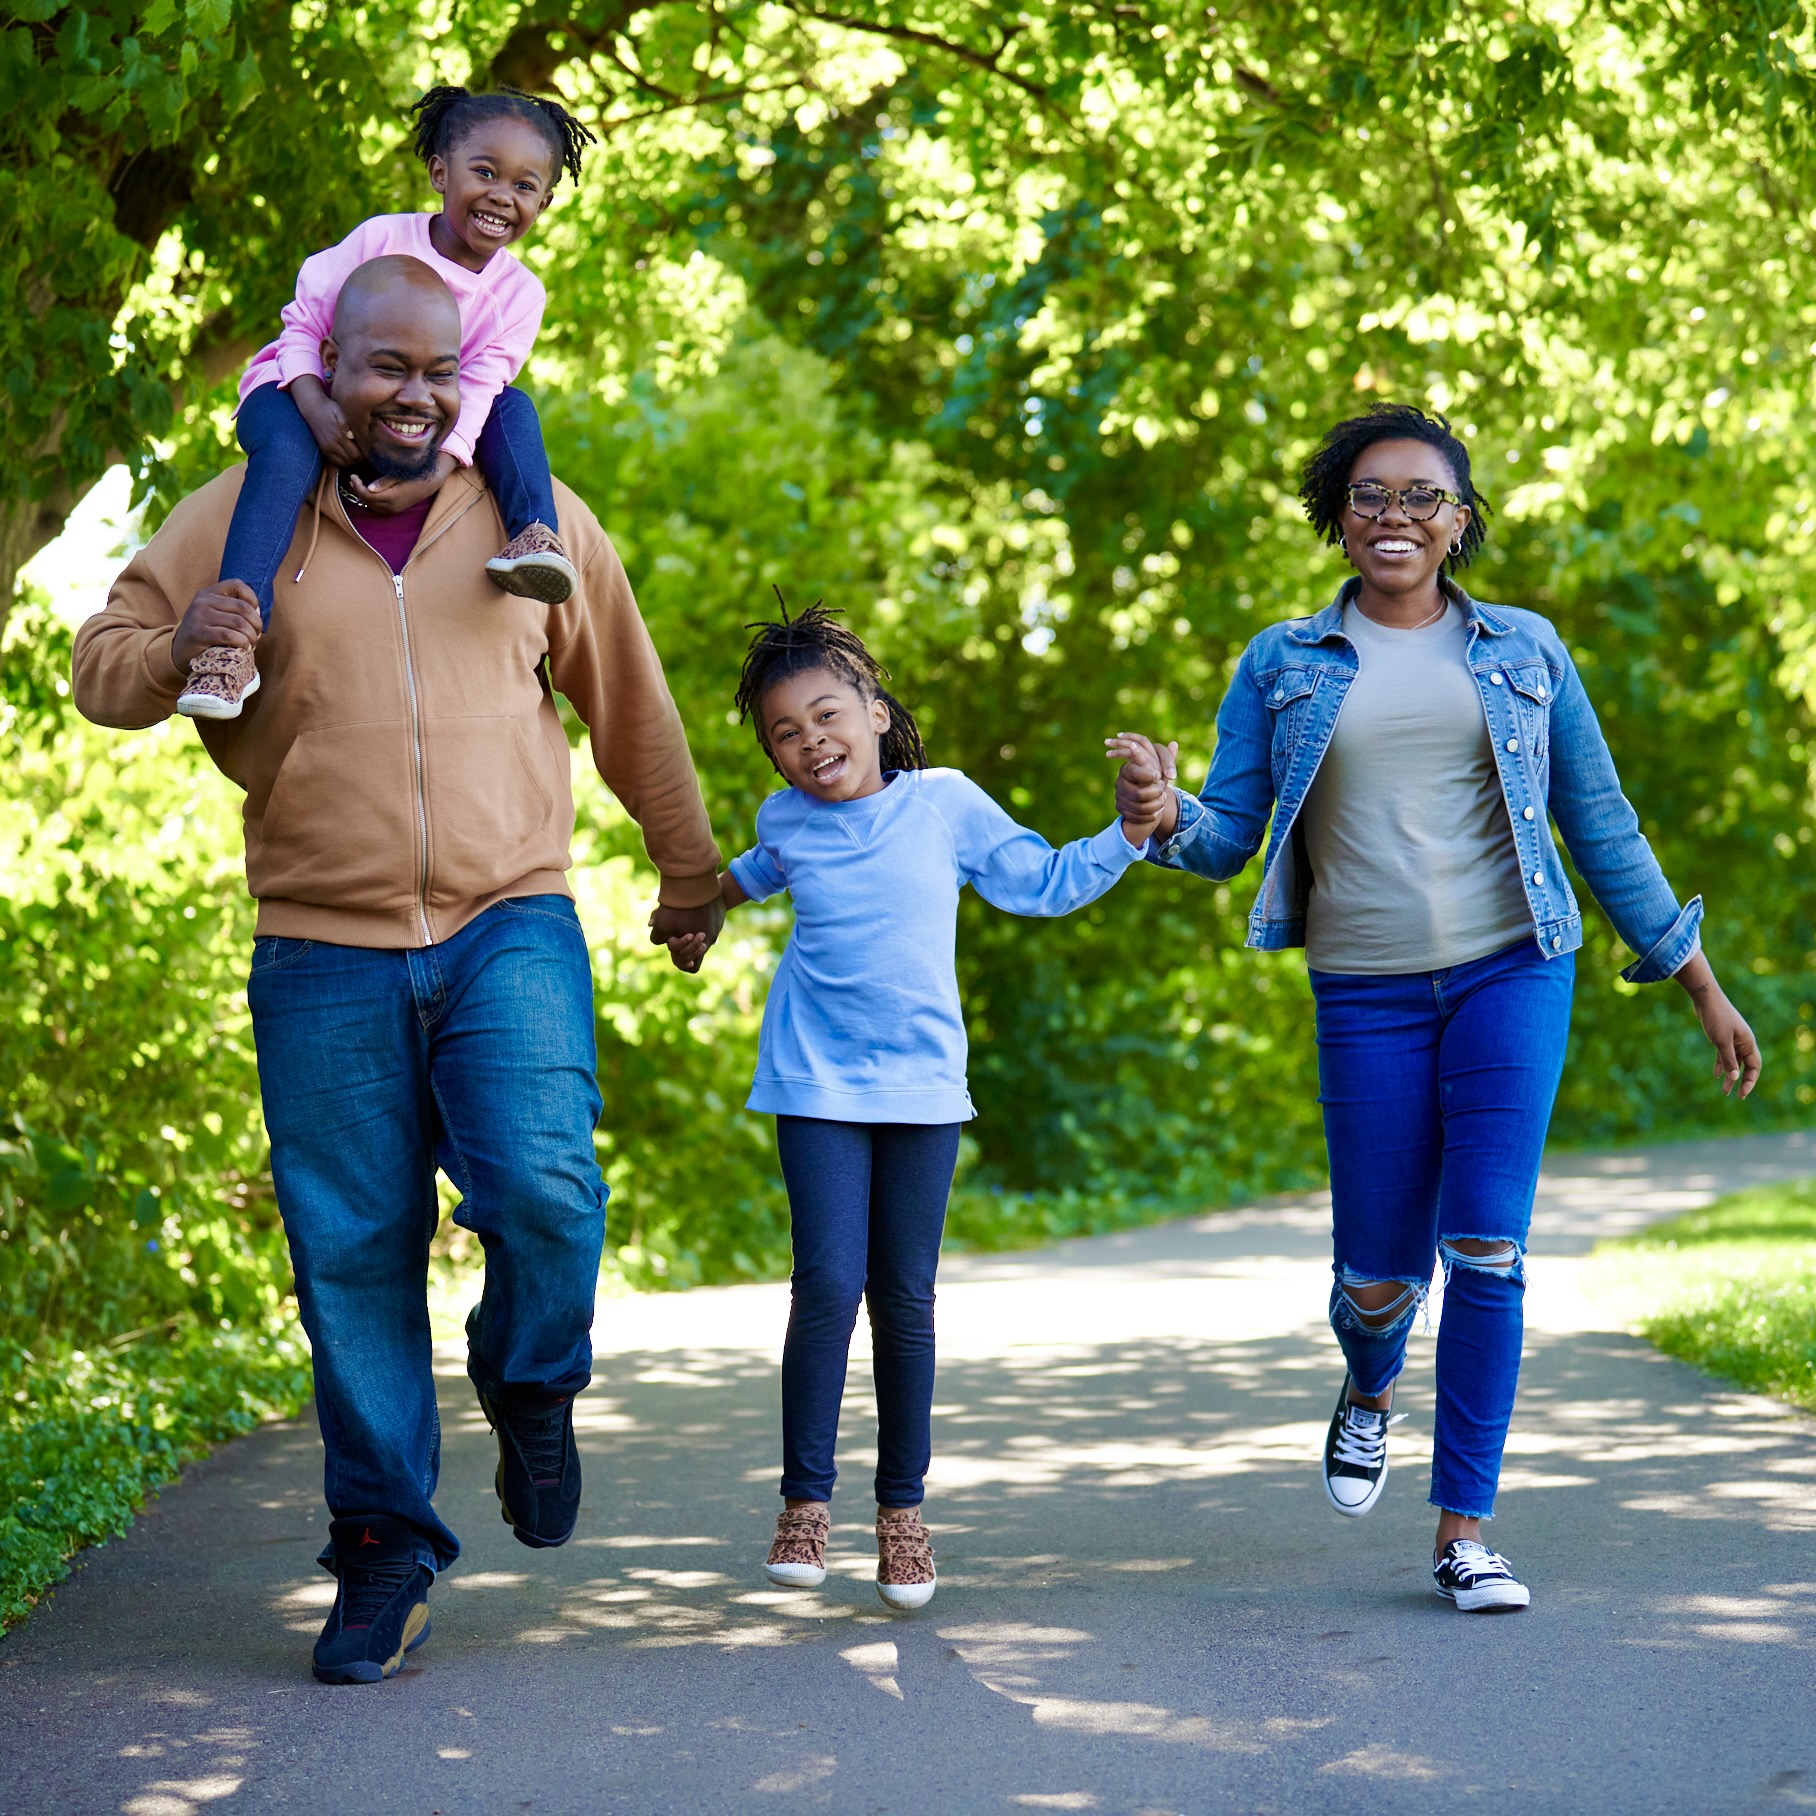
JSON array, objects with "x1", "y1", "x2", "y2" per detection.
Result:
[{"x1": 1339, "y1": 437, "x2": 1473, "y2": 598}]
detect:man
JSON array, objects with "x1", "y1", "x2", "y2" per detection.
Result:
[{"x1": 73, "y1": 256, "x2": 725, "y2": 1684}]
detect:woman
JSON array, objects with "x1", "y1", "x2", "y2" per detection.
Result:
[{"x1": 1115, "y1": 402, "x2": 1760, "y2": 1612}]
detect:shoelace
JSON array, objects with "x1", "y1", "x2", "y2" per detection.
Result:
[
  {"x1": 1331, "y1": 1404, "x2": 1406, "y2": 1470},
  {"x1": 509, "y1": 1400, "x2": 571, "y2": 1484},
  {"x1": 338, "y1": 1558, "x2": 417, "y2": 1632},
  {"x1": 1443, "y1": 1540, "x2": 1514, "y2": 1583}
]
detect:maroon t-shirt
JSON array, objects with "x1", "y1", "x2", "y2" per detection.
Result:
[{"x1": 348, "y1": 492, "x2": 436, "y2": 575}]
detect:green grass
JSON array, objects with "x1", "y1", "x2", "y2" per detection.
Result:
[
  {"x1": 0, "y1": 1323, "x2": 312, "y2": 1630},
  {"x1": 1590, "y1": 1178, "x2": 1816, "y2": 1412}
]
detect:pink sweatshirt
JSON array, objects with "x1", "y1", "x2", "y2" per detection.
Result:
[{"x1": 239, "y1": 212, "x2": 546, "y2": 468}]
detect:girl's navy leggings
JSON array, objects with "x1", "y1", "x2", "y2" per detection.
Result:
[
  {"x1": 774, "y1": 1116, "x2": 962, "y2": 1508},
  {"x1": 221, "y1": 380, "x2": 560, "y2": 623}
]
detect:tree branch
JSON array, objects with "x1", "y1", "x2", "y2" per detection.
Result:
[{"x1": 786, "y1": 8, "x2": 1055, "y2": 106}]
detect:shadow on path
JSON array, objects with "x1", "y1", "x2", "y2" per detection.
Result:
[{"x1": 3, "y1": 1132, "x2": 1815, "y2": 1814}]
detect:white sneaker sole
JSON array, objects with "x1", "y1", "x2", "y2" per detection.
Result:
[
  {"x1": 877, "y1": 1573, "x2": 935, "y2": 1611},
  {"x1": 486, "y1": 553, "x2": 577, "y2": 604},
  {"x1": 1441, "y1": 1579, "x2": 1531, "y2": 1613},
  {"x1": 765, "y1": 1561, "x2": 826, "y2": 1588},
  {"x1": 1325, "y1": 1458, "x2": 1387, "y2": 1518},
  {"x1": 177, "y1": 667, "x2": 260, "y2": 721}
]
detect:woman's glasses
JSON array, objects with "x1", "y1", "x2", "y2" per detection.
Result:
[{"x1": 1345, "y1": 483, "x2": 1462, "y2": 521}]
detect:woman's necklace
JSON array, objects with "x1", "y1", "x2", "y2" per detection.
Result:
[{"x1": 1357, "y1": 593, "x2": 1447, "y2": 632}]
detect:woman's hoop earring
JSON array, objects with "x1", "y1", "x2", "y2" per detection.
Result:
[
  {"x1": 1448, "y1": 538, "x2": 1463, "y2": 557},
  {"x1": 1339, "y1": 535, "x2": 1349, "y2": 556}
]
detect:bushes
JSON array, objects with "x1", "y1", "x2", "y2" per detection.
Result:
[
  {"x1": 5, "y1": 330, "x2": 1815, "y2": 1627},
  {"x1": 0, "y1": 1326, "x2": 310, "y2": 1627}
]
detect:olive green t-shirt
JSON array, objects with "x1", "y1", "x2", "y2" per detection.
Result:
[{"x1": 1300, "y1": 603, "x2": 1533, "y2": 974}]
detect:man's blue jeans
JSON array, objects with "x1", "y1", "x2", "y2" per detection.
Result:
[
  {"x1": 1310, "y1": 938, "x2": 1575, "y2": 1519},
  {"x1": 249, "y1": 897, "x2": 608, "y2": 1572}
]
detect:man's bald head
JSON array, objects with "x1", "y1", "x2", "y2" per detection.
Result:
[
  {"x1": 321, "y1": 256, "x2": 463, "y2": 483},
  {"x1": 331, "y1": 254, "x2": 462, "y2": 347}
]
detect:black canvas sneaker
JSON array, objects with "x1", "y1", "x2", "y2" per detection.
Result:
[
  {"x1": 1322, "y1": 1374, "x2": 1404, "y2": 1517},
  {"x1": 1433, "y1": 1539, "x2": 1532, "y2": 1612}
]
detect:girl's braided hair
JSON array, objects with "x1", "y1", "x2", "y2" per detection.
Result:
[
  {"x1": 411, "y1": 85, "x2": 596, "y2": 189},
  {"x1": 735, "y1": 591, "x2": 928, "y2": 776},
  {"x1": 1299, "y1": 402, "x2": 1490, "y2": 571}
]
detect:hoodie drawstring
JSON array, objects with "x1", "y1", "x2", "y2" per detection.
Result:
[{"x1": 294, "y1": 467, "x2": 330, "y2": 585}]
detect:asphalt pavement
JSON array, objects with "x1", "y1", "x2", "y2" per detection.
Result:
[{"x1": 3, "y1": 1128, "x2": 1814, "y2": 1815}]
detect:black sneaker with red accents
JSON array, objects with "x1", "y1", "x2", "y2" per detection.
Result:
[
  {"x1": 312, "y1": 1515, "x2": 433, "y2": 1685},
  {"x1": 480, "y1": 1391, "x2": 581, "y2": 1549}
]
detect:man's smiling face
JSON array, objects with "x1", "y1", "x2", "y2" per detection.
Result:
[{"x1": 321, "y1": 257, "x2": 463, "y2": 481}]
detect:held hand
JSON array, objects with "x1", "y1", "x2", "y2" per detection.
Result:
[
  {"x1": 291, "y1": 378, "x2": 360, "y2": 470},
  {"x1": 1675, "y1": 952, "x2": 1763, "y2": 1099},
  {"x1": 663, "y1": 932, "x2": 711, "y2": 974},
  {"x1": 172, "y1": 580, "x2": 262, "y2": 672},
  {"x1": 346, "y1": 452, "x2": 458, "y2": 516},
  {"x1": 649, "y1": 897, "x2": 727, "y2": 972},
  {"x1": 1106, "y1": 733, "x2": 1180, "y2": 844}
]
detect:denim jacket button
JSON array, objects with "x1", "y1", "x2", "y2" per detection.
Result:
[
  {"x1": 1490, "y1": 672, "x2": 1505, "y2": 685},
  {"x1": 1505, "y1": 737, "x2": 1519, "y2": 752},
  {"x1": 1532, "y1": 870, "x2": 1545, "y2": 887},
  {"x1": 1522, "y1": 806, "x2": 1535, "y2": 820},
  {"x1": 1552, "y1": 935, "x2": 1563, "y2": 950}
]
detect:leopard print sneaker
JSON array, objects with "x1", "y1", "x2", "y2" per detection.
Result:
[
  {"x1": 765, "y1": 1502, "x2": 830, "y2": 1588},
  {"x1": 485, "y1": 521, "x2": 578, "y2": 604},
  {"x1": 176, "y1": 644, "x2": 260, "y2": 721},
  {"x1": 875, "y1": 1506, "x2": 936, "y2": 1611}
]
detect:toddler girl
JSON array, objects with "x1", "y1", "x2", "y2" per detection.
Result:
[
  {"x1": 178, "y1": 85, "x2": 595, "y2": 719},
  {"x1": 667, "y1": 601, "x2": 1170, "y2": 1609}
]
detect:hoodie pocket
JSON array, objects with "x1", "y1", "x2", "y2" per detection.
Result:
[
  {"x1": 246, "y1": 723, "x2": 418, "y2": 910},
  {"x1": 420, "y1": 713, "x2": 567, "y2": 907}
]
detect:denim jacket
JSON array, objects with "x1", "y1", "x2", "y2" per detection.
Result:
[{"x1": 1151, "y1": 580, "x2": 1703, "y2": 982}]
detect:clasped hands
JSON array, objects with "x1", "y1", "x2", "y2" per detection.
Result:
[{"x1": 1107, "y1": 732, "x2": 1181, "y2": 846}]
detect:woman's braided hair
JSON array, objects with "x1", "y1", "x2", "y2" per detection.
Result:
[
  {"x1": 1299, "y1": 402, "x2": 1490, "y2": 571},
  {"x1": 410, "y1": 86, "x2": 596, "y2": 189},
  {"x1": 735, "y1": 591, "x2": 928, "y2": 776}
]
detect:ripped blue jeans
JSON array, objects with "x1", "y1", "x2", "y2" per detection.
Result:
[{"x1": 1311, "y1": 938, "x2": 1575, "y2": 1518}]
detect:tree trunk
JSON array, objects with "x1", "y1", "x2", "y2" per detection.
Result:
[{"x1": 0, "y1": 478, "x2": 92, "y2": 644}]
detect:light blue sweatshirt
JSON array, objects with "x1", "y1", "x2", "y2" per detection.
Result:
[{"x1": 728, "y1": 767, "x2": 1144, "y2": 1124}]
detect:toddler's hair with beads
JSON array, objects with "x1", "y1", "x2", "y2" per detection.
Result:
[
  {"x1": 735, "y1": 596, "x2": 928, "y2": 776},
  {"x1": 410, "y1": 85, "x2": 596, "y2": 189}
]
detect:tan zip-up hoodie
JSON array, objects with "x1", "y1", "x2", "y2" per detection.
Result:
[{"x1": 73, "y1": 465, "x2": 723, "y2": 947}]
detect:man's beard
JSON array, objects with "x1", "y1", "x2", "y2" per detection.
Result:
[{"x1": 364, "y1": 427, "x2": 444, "y2": 484}]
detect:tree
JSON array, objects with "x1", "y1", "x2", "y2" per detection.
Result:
[{"x1": 6, "y1": 1, "x2": 1814, "y2": 1266}]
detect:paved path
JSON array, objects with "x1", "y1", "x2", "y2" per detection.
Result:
[{"x1": 4, "y1": 1129, "x2": 1815, "y2": 1815}]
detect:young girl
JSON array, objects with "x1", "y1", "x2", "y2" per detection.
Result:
[
  {"x1": 667, "y1": 602, "x2": 1169, "y2": 1610},
  {"x1": 177, "y1": 85, "x2": 596, "y2": 720}
]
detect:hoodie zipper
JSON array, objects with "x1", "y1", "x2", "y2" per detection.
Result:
[
  {"x1": 329, "y1": 477, "x2": 484, "y2": 948},
  {"x1": 391, "y1": 569, "x2": 434, "y2": 946}
]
